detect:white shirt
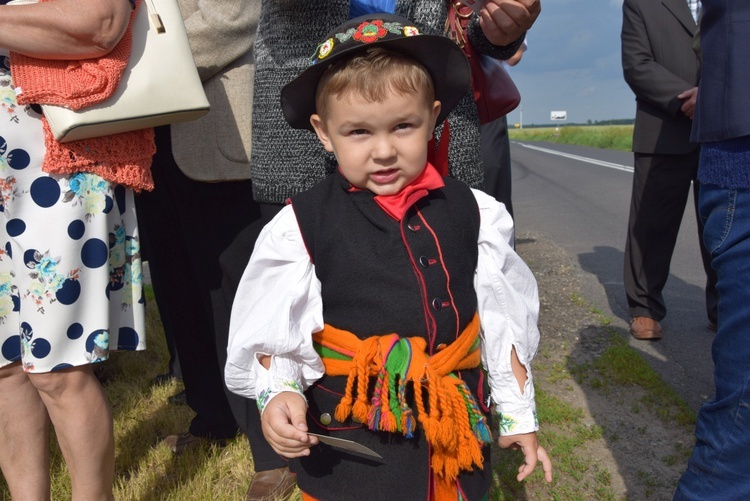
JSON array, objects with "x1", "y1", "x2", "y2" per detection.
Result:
[
  {"x1": 686, "y1": 0, "x2": 701, "y2": 23},
  {"x1": 225, "y1": 189, "x2": 540, "y2": 435}
]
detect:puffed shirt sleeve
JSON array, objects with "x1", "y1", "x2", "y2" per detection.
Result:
[
  {"x1": 224, "y1": 205, "x2": 326, "y2": 413},
  {"x1": 473, "y1": 189, "x2": 540, "y2": 436}
]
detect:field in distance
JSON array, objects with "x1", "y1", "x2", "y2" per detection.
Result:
[{"x1": 509, "y1": 124, "x2": 633, "y2": 152}]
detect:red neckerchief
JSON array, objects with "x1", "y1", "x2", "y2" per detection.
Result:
[{"x1": 373, "y1": 162, "x2": 445, "y2": 221}]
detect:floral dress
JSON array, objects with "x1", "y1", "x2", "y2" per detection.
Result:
[{"x1": 0, "y1": 49, "x2": 145, "y2": 373}]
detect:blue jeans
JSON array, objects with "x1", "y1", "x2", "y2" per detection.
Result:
[{"x1": 675, "y1": 184, "x2": 750, "y2": 500}]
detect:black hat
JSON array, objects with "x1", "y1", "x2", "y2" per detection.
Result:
[{"x1": 281, "y1": 13, "x2": 471, "y2": 130}]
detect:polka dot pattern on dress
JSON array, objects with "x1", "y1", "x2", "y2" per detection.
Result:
[
  {"x1": 29, "y1": 177, "x2": 61, "y2": 208},
  {"x1": 0, "y1": 51, "x2": 146, "y2": 373}
]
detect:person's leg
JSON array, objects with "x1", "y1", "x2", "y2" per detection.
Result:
[
  {"x1": 675, "y1": 185, "x2": 750, "y2": 499},
  {"x1": 691, "y1": 179, "x2": 719, "y2": 327},
  {"x1": 143, "y1": 127, "x2": 239, "y2": 441},
  {"x1": 28, "y1": 365, "x2": 114, "y2": 501},
  {"x1": 135, "y1": 190, "x2": 182, "y2": 382},
  {"x1": 215, "y1": 201, "x2": 286, "y2": 470},
  {"x1": 624, "y1": 151, "x2": 697, "y2": 321},
  {"x1": 0, "y1": 362, "x2": 51, "y2": 500},
  {"x1": 213, "y1": 201, "x2": 293, "y2": 499},
  {"x1": 480, "y1": 115, "x2": 514, "y2": 218}
]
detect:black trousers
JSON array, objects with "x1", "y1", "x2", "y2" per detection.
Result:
[
  {"x1": 623, "y1": 150, "x2": 718, "y2": 323},
  {"x1": 480, "y1": 115, "x2": 514, "y2": 219},
  {"x1": 135, "y1": 126, "x2": 285, "y2": 471}
]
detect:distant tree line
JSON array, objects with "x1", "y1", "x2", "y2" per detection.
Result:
[{"x1": 519, "y1": 118, "x2": 635, "y2": 128}]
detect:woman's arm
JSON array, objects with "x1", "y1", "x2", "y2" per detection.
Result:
[{"x1": 0, "y1": 0, "x2": 133, "y2": 59}]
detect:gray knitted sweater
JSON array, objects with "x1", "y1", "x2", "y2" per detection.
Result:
[{"x1": 250, "y1": 0, "x2": 524, "y2": 204}]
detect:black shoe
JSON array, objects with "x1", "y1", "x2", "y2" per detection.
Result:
[{"x1": 167, "y1": 389, "x2": 187, "y2": 405}]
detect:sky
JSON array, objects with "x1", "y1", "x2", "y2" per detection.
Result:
[{"x1": 503, "y1": 0, "x2": 635, "y2": 126}]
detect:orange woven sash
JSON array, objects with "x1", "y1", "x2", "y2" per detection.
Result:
[{"x1": 312, "y1": 313, "x2": 491, "y2": 489}]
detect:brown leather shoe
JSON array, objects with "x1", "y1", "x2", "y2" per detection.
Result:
[
  {"x1": 160, "y1": 432, "x2": 226, "y2": 455},
  {"x1": 629, "y1": 317, "x2": 663, "y2": 340},
  {"x1": 246, "y1": 466, "x2": 297, "y2": 501}
]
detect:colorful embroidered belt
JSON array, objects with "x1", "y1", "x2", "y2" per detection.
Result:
[{"x1": 312, "y1": 313, "x2": 491, "y2": 484}]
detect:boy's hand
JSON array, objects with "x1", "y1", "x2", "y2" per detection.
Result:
[
  {"x1": 497, "y1": 431, "x2": 553, "y2": 483},
  {"x1": 480, "y1": 0, "x2": 541, "y2": 47},
  {"x1": 261, "y1": 392, "x2": 319, "y2": 458}
]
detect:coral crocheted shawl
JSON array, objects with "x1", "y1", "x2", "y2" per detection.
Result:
[{"x1": 10, "y1": 0, "x2": 155, "y2": 191}]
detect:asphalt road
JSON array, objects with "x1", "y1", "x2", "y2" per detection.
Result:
[{"x1": 510, "y1": 140, "x2": 714, "y2": 411}]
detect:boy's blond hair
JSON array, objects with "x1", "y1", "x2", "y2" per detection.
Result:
[{"x1": 314, "y1": 47, "x2": 436, "y2": 120}]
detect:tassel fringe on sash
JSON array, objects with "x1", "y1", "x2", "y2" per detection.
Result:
[{"x1": 312, "y1": 313, "x2": 491, "y2": 484}]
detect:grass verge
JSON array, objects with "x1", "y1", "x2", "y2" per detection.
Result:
[{"x1": 509, "y1": 125, "x2": 633, "y2": 151}]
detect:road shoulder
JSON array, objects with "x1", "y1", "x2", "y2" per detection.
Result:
[{"x1": 492, "y1": 232, "x2": 696, "y2": 499}]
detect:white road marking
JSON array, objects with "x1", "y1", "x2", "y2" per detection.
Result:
[{"x1": 514, "y1": 142, "x2": 634, "y2": 173}]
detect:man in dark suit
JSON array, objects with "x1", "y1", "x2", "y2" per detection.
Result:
[{"x1": 620, "y1": 0, "x2": 717, "y2": 340}]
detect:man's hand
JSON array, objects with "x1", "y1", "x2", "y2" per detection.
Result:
[
  {"x1": 260, "y1": 392, "x2": 318, "y2": 458},
  {"x1": 678, "y1": 87, "x2": 699, "y2": 119},
  {"x1": 479, "y1": 0, "x2": 541, "y2": 46},
  {"x1": 497, "y1": 431, "x2": 553, "y2": 483}
]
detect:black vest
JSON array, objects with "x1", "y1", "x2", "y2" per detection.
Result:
[
  {"x1": 293, "y1": 172, "x2": 480, "y2": 345},
  {"x1": 288, "y1": 173, "x2": 491, "y2": 500}
]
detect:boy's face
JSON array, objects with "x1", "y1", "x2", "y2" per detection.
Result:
[{"x1": 310, "y1": 87, "x2": 441, "y2": 196}]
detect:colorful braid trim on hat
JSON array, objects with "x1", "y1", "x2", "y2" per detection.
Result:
[
  {"x1": 312, "y1": 20, "x2": 421, "y2": 64},
  {"x1": 312, "y1": 313, "x2": 491, "y2": 484}
]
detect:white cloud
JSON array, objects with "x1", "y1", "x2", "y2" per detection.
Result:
[
  {"x1": 578, "y1": 86, "x2": 598, "y2": 97},
  {"x1": 502, "y1": 0, "x2": 633, "y2": 123}
]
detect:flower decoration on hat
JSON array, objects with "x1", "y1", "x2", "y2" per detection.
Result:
[
  {"x1": 403, "y1": 26, "x2": 420, "y2": 37},
  {"x1": 317, "y1": 38, "x2": 335, "y2": 60},
  {"x1": 336, "y1": 20, "x2": 406, "y2": 43},
  {"x1": 354, "y1": 20, "x2": 388, "y2": 43}
]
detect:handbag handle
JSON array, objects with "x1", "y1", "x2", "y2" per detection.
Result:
[
  {"x1": 446, "y1": 1, "x2": 473, "y2": 49},
  {"x1": 142, "y1": 0, "x2": 165, "y2": 33}
]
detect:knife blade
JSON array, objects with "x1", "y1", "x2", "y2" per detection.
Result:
[{"x1": 307, "y1": 433, "x2": 384, "y2": 460}]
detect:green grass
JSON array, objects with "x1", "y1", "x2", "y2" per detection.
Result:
[
  {"x1": 566, "y1": 296, "x2": 695, "y2": 428},
  {"x1": 509, "y1": 125, "x2": 633, "y2": 151},
  {"x1": 565, "y1": 298, "x2": 696, "y2": 430},
  {"x1": 492, "y1": 388, "x2": 615, "y2": 500},
  {"x1": 590, "y1": 334, "x2": 696, "y2": 427}
]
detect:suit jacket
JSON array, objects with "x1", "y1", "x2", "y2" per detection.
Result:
[
  {"x1": 692, "y1": 0, "x2": 750, "y2": 142},
  {"x1": 170, "y1": 0, "x2": 260, "y2": 181},
  {"x1": 621, "y1": 0, "x2": 700, "y2": 155}
]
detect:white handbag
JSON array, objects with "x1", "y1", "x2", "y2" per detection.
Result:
[{"x1": 9, "y1": 0, "x2": 210, "y2": 142}]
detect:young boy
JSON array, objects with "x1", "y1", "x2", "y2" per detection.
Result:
[{"x1": 225, "y1": 14, "x2": 552, "y2": 500}]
